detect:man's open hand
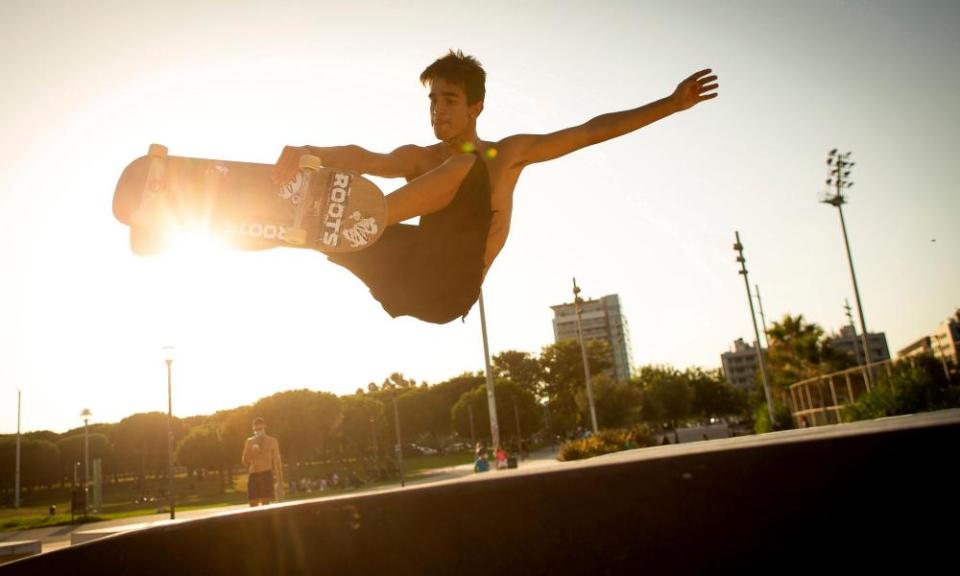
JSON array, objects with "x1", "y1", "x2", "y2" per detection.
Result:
[{"x1": 671, "y1": 69, "x2": 719, "y2": 111}]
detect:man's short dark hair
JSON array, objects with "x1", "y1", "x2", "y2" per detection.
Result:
[
  {"x1": 252, "y1": 417, "x2": 265, "y2": 427},
  {"x1": 420, "y1": 49, "x2": 486, "y2": 104}
]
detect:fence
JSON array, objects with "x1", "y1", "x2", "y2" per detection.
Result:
[{"x1": 787, "y1": 360, "x2": 894, "y2": 427}]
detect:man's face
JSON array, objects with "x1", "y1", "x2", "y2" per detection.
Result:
[
  {"x1": 428, "y1": 78, "x2": 482, "y2": 142},
  {"x1": 253, "y1": 423, "x2": 265, "y2": 435}
]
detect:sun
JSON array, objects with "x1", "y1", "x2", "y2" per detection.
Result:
[{"x1": 163, "y1": 224, "x2": 230, "y2": 259}]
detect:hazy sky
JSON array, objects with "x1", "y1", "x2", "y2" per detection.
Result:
[{"x1": 1, "y1": 0, "x2": 957, "y2": 433}]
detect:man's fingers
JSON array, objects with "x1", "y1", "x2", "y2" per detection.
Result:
[
  {"x1": 700, "y1": 83, "x2": 719, "y2": 93},
  {"x1": 698, "y1": 75, "x2": 718, "y2": 85},
  {"x1": 698, "y1": 92, "x2": 719, "y2": 102},
  {"x1": 685, "y1": 68, "x2": 712, "y2": 83},
  {"x1": 272, "y1": 146, "x2": 299, "y2": 184}
]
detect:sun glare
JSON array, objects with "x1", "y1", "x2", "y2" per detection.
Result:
[{"x1": 163, "y1": 225, "x2": 229, "y2": 259}]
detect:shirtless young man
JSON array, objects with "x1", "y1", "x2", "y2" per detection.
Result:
[
  {"x1": 241, "y1": 417, "x2": 283, "y2": 506},
  {"x1": 274, "y1": 50, "x2": 718, "y2": 324}
]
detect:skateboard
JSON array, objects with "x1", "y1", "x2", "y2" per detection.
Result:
[{"x1": 114, "y1": 144, "x2": 388, "y2": 255}]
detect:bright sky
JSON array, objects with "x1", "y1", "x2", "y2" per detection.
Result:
[{"x1": 1, "y1": 0, "x2": 957, "y2": 433}]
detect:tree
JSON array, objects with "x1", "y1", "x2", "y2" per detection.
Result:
[
  {"x1": 251, "y1": 389, "x2": 342, "y2": 464},
  {"x1": 539, "y1": 339, "x2": 612, "y2": 436},
  {"x1": 635, "y1": 366, "x2": 692, "y2": 436},
  {"x1": 56, "y1": 433, "x2": 112, "y2": 482},
  {"x1": 0, "y1": 437, "x2": 60, "y2": 493},
  {"x1": 338, "y1": 394, "x2": 385, "y2": 458},
  {"x1": 687, "y1": 367, "x2": 746, "y2": 421},
  {"x1": 766, "y1": 314, "x2": 853, "y2": 389},
  {"x1": 176, "y1": 425, "x2": 231, "y2": 492},
  {"x1": 494, "y1": 351, "x2": 544, "y2": 396},
  {"x1": 380, "y1": 372, "x2": 418, "y2": 390},
  {"x1": 574, "y1": 372, "x2": 641, "y2": 429},
  {"x1": 451, "y1": 382, "x2": 542, "y2": 444},
  {"x1": 111, "y1": 412, "x2": 183, "y2": 488}
]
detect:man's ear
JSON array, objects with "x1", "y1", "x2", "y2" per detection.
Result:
[{"x1": 470, "y1": 100, "x2": 484, "y2": 119}]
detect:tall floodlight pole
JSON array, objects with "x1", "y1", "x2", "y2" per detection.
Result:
[
  {"x1": 755, "y1": 285, "x2": 771, "y2": 347},
  {"x1": 734, "y1": 232, "x2": 775, "y2": 425},
  {"x1": 80, "y1": 408, "x2": 92, "y2": 514},
  {"x1": 478, "y1": 289, "x2": 501, "y2": 449},
  {"x1": 573, "y1": 278, "x2": 599, "y2": 434},
  {"x1": 844, "y1": 300, "x2": 864, "y2": 369},
  {"x1": 163, "y1": 346, "x2": 176, "y2": 520},
  {"x1": 823, "y1": 149, "x2": 873, "y2": 387},
  {"x1": 14, "y1": 389, "x2": 21, "y2": 509}
]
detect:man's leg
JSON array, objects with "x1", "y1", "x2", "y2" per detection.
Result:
[{"x1": 384, "y1": 153, "x2": 476, "y2": 226}]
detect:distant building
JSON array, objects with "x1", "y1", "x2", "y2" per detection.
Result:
[
  {"x1": 720, "y1": 338, "x2": 765, "y2": 391},
  {"x1": 899, "y1": 309, "x2": 960, "y2": 365},
  {"x1": 897, "y1": 336, "x2": 933, "y2": 359},
  {"x1": 551, "y1": 294, "x2": 633, "y2": 381},
  {"x1": 931, "y1": 310, "x2": 960, "y2": 365},
  {"x1": 825, "y1": 326, "x2": 890, "y2": 364}
]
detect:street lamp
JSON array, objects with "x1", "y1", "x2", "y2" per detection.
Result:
[
  {"x1": 393, "y1": 396, "x2": 405, "y2": 487},
  {"x1": 573, "y1": 278, "x2": 599, "y2": 434},
  {"x1": 734, "y1": 232, "x2": 775, "y2": 426},
  {"x1": 80, "y1": 407, "x2": 92, "y2": 513},
  {"x1": 14, "y1": 389, "x2": 21, "y2": 509},
  {"x1": 823, "y1": 149, "x2": 874, "y2": 387},
  {"x1": 163, "y1": 346, "x2": 176, "y2": 520},
  {"x1": 477, "y1": 289, "x2": 501, "y2": 449}
]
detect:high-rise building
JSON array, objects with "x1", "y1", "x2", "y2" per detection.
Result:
[
  {"x1": 551, "y1": 294, "x2": 633, "y2": 381},
  {"x1": 720, "y1": 338, "x2": 764, "y2": 391},
  {"x1": 898, "y1": 309, "x2": 960, "y2": 365},
  {"x1": 825, "y1": 326, "x2": 890, "y2": 364}
]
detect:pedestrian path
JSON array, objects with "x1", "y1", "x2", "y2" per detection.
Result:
[{"x1": 0, "y1": 446, "x2": 562, "y2": 557}]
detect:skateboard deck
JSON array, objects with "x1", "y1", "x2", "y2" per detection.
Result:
[{"x1": 114, "y1": 144, "x2": 388, "y2": 255}]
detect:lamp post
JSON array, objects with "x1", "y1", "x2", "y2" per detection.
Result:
[
  {"x1": 755, "y1": 285, "x2": 770, "y2": 346},
  {"x1": 823, "y1": 149, "x2": 873, "y2": 387},
  {"x1": 393, "y1": 396, "x2": 405, "y2": 487},
  {"x1": 573, "y1": 278, "x2": 599, "y2": 434},
  {"x1": 478, "y1": 289, "x2": 501, "y2": 449},
  {"x1": 844, "y1": 300, "x2": 864, "y2": 370},
  {"x1": 734, "y1": 232, "x2": 775, "y2": 425},
  {"x1": 14, "y1": 389, "x2": 21, "y2": 509},
  {"x1": 80, "y1": 408, "x2": 91, "y2": 515},
  {"x1": 163, "y1": 346, "x2": 176, "y2": 520}
]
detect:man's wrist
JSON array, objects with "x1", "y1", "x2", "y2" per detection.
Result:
[{"x1": 663, "y1": 94, "x2": 682, "y2": 114}]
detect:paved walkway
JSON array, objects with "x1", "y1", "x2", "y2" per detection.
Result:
[{"x1": 0, "y1": 446, "x2": 561, "y2": 555}]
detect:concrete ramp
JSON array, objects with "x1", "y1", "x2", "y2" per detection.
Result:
[{"x1": 3, "y1": 410, "x2": 957, "y2": 574}]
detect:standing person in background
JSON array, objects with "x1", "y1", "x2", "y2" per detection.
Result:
[
  {"x1": 241, "y1": 417, "x2": 284, "y2": 506},
  {"x1": 495, "y1": 444, "x2": 508, "y2": 470}
]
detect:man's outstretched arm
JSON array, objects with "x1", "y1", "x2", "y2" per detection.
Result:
[{"x1": 502, "y1": 69, "x2": 718, "y2": 168}]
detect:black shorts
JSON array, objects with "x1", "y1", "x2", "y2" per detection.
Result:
[
  {"x1": 329, "y1": 154, "x2": 493, "y2": 324},
  {"x1": 248, "y1": 470, "x2": 274, "y2": 501}
]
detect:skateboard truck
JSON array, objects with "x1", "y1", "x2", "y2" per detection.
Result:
[{"x1": 285, "y1": 154, "x2": 324, "y2": 246}]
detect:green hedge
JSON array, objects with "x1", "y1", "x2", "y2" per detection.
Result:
[{"x1": 558, "y1": 425, "x2": 654, "y2": 461}]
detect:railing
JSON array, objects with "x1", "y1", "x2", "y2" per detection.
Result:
[{"x1": 788, "y1": 360, "x2": 894, "y2": 427}]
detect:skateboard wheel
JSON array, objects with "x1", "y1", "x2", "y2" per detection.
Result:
[
  {"x1": 148, "y1": 144, "x2": 169, "y2": 158},
  {"x1": 299, "y1": 155, "x2": 323, "y2": 171},
  {"x1": 285, "y1": 228, "x2": 307, "y2": 246}
]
